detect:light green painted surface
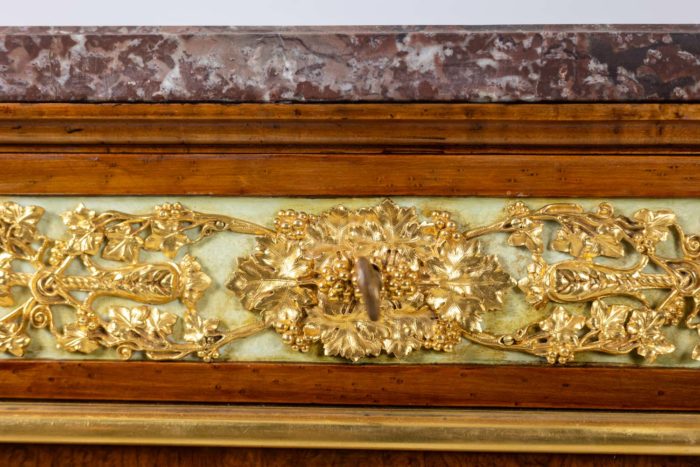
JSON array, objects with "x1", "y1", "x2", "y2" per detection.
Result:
[{"x1": 2, "y1": 196, "x2": 700, "y2": 367}]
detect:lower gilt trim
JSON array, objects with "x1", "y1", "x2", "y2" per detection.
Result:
[{"x1": 0, "y1": 402, "x2": 697, "y2": 455}]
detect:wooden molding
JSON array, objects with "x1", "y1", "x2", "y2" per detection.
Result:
[
  {"x1": 0, "y1": 102, "x2": 699, "y2": 196},
  {"x1": 1, "y1": 361, "x2": 698, "y2": 411},
  {"x1": 2, "y1": 102, "x2": 700, "y2": 148},
  {"x1": 1, "y1": 152, "x2": 698, "y2": 197}
]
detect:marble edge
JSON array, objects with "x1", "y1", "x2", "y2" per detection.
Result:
[
  {"x1": 1, "y1": 25, "x2": 700, "y2": 102},
  {"x1": 1, "y1": 25, "x2": 699, "y2": 34}
]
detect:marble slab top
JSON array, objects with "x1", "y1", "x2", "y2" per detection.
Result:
[{"x1": 1, "y1": 25, "x2": 699, "y2": 102}]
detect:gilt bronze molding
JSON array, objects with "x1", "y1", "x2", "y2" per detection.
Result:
[
  {"x1": 0, "y1": 198, "x2": 699, "y2": 364},
  {"x1": 2, "y1": 402, "x2": 699, "y2": 454}
]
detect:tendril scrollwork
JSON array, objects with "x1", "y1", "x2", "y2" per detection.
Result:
[{"x1": 1, "y1": 198, "x2": 699, "y2": 364}]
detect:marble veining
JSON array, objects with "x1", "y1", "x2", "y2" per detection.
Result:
[{"x1": 1, "y1": 25, "x2": 699, "y2": 102}]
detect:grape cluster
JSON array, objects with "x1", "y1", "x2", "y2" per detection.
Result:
[
  {"x1": 424, "y1": 319, "x2": 461, "y2": 352},
  {"x1": 545, "y1": 342, "x2": 577, "y2": 365},
  {"x1": 155, "y1": 202, "x2": 188, "y2": 219},
  {"x1": 274, "y1": 320, "x2": 313, "y2": 352},
  {"x1": 317, "y1": 255, "x2": 354, "y2": 303},
  {"x1": 273, "y1": 209, "x2": 314, "y2": 240},
  {"x1": 430, "y1": 210, "x2": 462, "y2": 241},
  {"x1": 74, "y1": 308, "x2": 100, "y2": 331},
  {"x1": 382, "y1": 259, "x2": 419, "y2": 300}
]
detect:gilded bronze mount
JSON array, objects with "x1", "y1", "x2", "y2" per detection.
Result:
[{"x1": 0, "y1": 199, "x2": 697, "y2": 364}]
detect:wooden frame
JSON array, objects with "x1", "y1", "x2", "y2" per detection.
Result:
[
  {"x1": 1, "y1": 103, "x2": 700, "y2": 197},
  {"x1": 0, "y1": 361, "x2": 698, "y2": 411},
  {"x1": 2, "y1": 102, "x2": 700, "y2": 411}
]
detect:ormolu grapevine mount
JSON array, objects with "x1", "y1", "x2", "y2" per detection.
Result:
[{"x1": 0, "y1": 199, "x2": 697, "y2": 364}]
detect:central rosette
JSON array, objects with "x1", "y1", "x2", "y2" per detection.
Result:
[{"x1": 229, "y1": 200, "x2": 514, "y2": 361}]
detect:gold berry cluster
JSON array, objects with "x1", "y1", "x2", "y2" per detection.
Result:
[
  {"x1": 430, "y1": 211, "x2": 462, "y2": 241},
  {"x1": 273, "y1": 209, "x2": 315, "y2": 240},
  {"x1": 318, "y1": 255, "x2": 355, "y2": 303},
  {"x1": 274, "y1": 320, "x2": 312, "y2": 352},
  {"x1": 155, "y1": 202, "x2": 188, "y2": 219},
  {"x1": 380, "y1": 257, "x2": 419, "y2": 300},
  {"x1": 424, "y1": 319, "x2": 462, "y2": 352}
]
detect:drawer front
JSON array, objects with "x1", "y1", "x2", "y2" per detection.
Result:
[{"x1": 0, "y1": 102, "x2": 699, "y2": 412}]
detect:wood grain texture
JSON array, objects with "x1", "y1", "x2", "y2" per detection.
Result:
[
  {"x1": 0, "y1": 361, "x2": 697, "y2": 411},
  {"x1": 0, "y1": 103, "x2": 699, "y2": 196},
  {"x1": 1, "y1": 102, "x2": 700, "y2": 147},
  {"x1": 0, "y1": 152, "x2": 698, "y2": 197},
  {"x1": 0, "y1": 444, "x2": 694, "y2": 467}
]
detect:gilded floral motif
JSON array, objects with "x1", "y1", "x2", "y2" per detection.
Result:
[
  {"x1": 0, "y1": 198, "x2": 698, "y2": 365},
  {"x1": 0, "y1": 201, "x2": 269, "y2": 361},
  {"x1": 230, "y1": 200, "x2": 700, "y2": 363}
]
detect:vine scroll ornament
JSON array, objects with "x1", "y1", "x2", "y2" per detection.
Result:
[{"x1": 0, "y1": 199, "x2": 698, "y2": 364}]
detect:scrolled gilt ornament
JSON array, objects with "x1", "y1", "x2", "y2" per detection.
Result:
[
  {"x1": 0, "y1": 198, "x2": 699, "y2": 364},
  {"x1": 229, "y1": 200, "x2": 700, "y2": 363},
  {"x1": 228, "y1": 200, "x2": 513, "y2": 361},
  {"x1": 0, "y1": 201, "x2": 270, "y2": 361}
]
